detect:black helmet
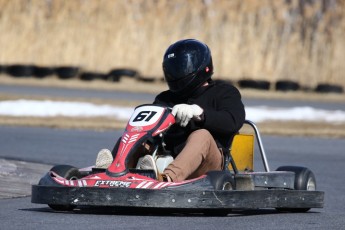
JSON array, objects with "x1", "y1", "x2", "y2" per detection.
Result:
[{"x1": 162, "y1": 39, "x2": 213, "y2": 98}]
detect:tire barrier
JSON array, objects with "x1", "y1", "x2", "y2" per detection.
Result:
[
  {"x1": 0, "y1": 65, "x2": 5, "y2": 74},
  {"x1": 108, "y1": 68, "x2": 138, "y2": 78},
  {"x1": 55, "y1": 66, "x2": 80, "y2": 79},
  {"x1": 238, "y1": 79, "x2": 271, "y2": 90},
  {"x1": 275, "y1": 80, "x2": 300, "y2": 92},
  {"x1": 33, "y1": 66, "x2": 55, "y2": 78},
  {"x1": 106, "y1": 71, "x2": 121, "y2": 82},
  {"x1": 315, "y1": 83, "x2": 344, "y2": 94},
  {"x1": 79, "y1": 72, "x2": 107, "y2": 81},
  {"x1": 107, "y1": 68, "x2": 139, "y2": 82},
  {"x1": 5, "y1": 64, "x2": 35, "y2": 77},
  {"x1": 136, "y1": 76, "x2": 156, "y2": 82},
  {"x1": 0, "y1": 63, "x2": 343, "y2": 94},
  {"x1": 214, "y1": 79, "x2": 234, "y2": 85}
]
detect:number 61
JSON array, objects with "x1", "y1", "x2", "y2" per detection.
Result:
[{"x1": 133, "y1": 111, "x2": 157, "y2": 122}]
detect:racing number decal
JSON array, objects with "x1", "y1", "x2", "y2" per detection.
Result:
[
  {"x1": 133, "y1": 111, "x2": 157, "y2": 122},
  {"x1": 129, "y1": 106, "x2": 164, "y2": 127}
]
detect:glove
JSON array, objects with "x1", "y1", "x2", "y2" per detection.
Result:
[{"x1": 171, "y1": 104, "x2": 204, "y2": 127}]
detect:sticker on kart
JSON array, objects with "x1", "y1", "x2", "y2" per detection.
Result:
[{"x1": 128, "y1": 106, "x2": 165, "y2": 127}]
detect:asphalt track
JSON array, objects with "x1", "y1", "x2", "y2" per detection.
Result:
[
  {"x1": 0, "y1": 125, "x2": 344, "y2": 229},
  {"x1": 0, "y1": 85, "x2": 344, "y2": 229}
]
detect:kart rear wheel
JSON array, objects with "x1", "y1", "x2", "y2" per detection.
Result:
[
  {"x1": 207, "y1": 171, "x2": 235, "y2": 191},
  {"x1": 276, "y1": 166, "x2": 316, "y2": 213},
  {"x1": 204, "y1": 171, "x2": 235, "y2": 216},
  {"x1": 47, "y1": 165, "x2": 81, "y2": 211}
]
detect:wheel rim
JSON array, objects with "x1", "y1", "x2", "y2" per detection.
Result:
[
  {"x1": 222, "y1": 182, "x2": 233, "y2": 190},
  {"x1": 306, "y1": 177, "x2": 316, "y2": 191}
]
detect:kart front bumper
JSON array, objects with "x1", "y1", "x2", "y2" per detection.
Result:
[{"x1": 31, "y1": 185, "x2": 324, "y2": 210}]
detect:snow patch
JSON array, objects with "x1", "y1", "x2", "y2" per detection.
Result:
[{"x1": 0, "y1": 99, "x2": 344, "y2": 123}]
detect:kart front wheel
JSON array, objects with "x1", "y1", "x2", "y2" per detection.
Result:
[
  {"x1": 46, "y1": 165, "x2": 81, "y2": 211},
  {"x1": 276, "y1": 166, "x2": 316, "y2": 213},
  {"x1": 49, "y1": 164, "x2": 82, "y2": 180}
]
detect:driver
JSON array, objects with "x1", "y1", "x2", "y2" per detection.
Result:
[{"x1": 138, "y1": 39, "x2": 245, "y2": 182}]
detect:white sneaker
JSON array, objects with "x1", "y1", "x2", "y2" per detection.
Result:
[
  {"x1": 137, "y1": 155, "x2": 158, "y2": 178},
  {"x1": 95, "y1": 149, "x2": 113, "y2": 168}
]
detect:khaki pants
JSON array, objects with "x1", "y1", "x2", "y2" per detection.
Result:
[{"x1": 163, "y1": 129, "x2": 223, "y2": 182}]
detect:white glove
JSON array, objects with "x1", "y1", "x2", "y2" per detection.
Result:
[{"x1": 171, "y1": 104, "x2": 204, "y2": 127}]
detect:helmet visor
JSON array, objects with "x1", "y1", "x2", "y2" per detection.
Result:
[{"x1": 165, "y1": 72, "x2": 196, "y2": 93}]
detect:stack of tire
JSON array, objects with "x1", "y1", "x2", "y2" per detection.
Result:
[
  {"x1": 236, "y1": 78, "x2": 343, "y2": 94},
  {"x1": 238, "y1": 79, "x2": 271, "y2": 91},
  {"x1": 106, "y1": 68, "x2": 138, "y2": 82},
  {"x1": 1, "y1": 64, "x2": 343, "y2": 94},
  {"x1": 2, "y1": 64, "x2": 60, "y2": 79},
  {"x1": 0, "y1": 64, "x2": 141, "y2": 83}
]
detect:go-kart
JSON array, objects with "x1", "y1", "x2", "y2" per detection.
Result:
[{"x1": 31, "y1": 104, "x2": 324, "y2": 214}]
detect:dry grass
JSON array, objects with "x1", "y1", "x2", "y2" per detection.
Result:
[{"x1": 0, "y1": 0, "x2": 344, "y2": 89}]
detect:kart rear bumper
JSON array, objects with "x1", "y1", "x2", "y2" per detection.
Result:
[{"x1": 31, "y1": 185, "x2": 324, "y2": 210}]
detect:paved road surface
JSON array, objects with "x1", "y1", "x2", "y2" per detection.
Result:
[
  {"x1": 0, "y1": 126, "x2": 344, "y2": 229},
  {"x1": 0, "y1": 84, "x2": 344, "y2": 229}
]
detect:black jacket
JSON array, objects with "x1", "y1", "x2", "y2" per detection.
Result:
[{"x1": 153, "y1": 80, "x2": 245, "y2": 156}]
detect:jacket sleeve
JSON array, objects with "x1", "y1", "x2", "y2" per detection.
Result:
[{"x1": 201, "y1": 85, "x2": 245, "y2": 134}]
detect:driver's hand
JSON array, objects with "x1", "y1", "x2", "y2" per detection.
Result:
[{"x1": 171, "y1": 104, "x2": 204, "y2": 127}]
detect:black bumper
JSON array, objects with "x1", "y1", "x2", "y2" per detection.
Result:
[{"x1": 31, "y1": 185, "x2": 324, "y2": 210}]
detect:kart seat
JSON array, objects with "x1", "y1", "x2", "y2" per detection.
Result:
[{"x1": 228, "y1": 133, "x2": 254, "y2": 172}]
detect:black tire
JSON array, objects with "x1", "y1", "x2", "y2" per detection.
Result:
[
  {"x1": 214, "y1": 79, "x2": 234, "y2": 85},
  {"x1": 47, "y1": 165, "x2": 81, "y2": 211},
  {"x1": 207, "y1": 171, "x2": 235, "y2": 190},
  {"x1": 315, "y1": 83, "x2": 343, "y2": 94},
  {"x1": 33, "y1": 66, "x2": 55, "y2": 78},
  {"x1": 238, "y1": 79, "x2": 270, "y2": 90},
  {"x1": 108, "y1": 68, "x2": 138, "y2": 78},
  {"x1": 203, "y1": 171, "x2": 234, "y2": 216},
  {"x1": 106, "y1": 70, "x2": 122, "y2": 82},
  {"x1": 106, "y1": 74, "x2": 121, "y2": 82},
  {"x1": 0, "y1": 65, "x2": 5, "y2": 74},
  {"x1": 136, "y1": 76, "x2": 156, "y2": 82},
  {"x1": 55, "y1": 66, "x2": 79, "y2": 79},
  {"x1": 49, "y1": 165, "x2": 82, "y2": 179},
  {"x1": 79, "y1": 72, "x2": 106, "y2": 81},
  {"x1": 275, "y1": 80, "x2": 300, "y2": 92},
  {"x1": 276, "y1": 166, "x2": 316, "y2": 212},
  {"x1": 106, "y1": 68, "x2": 138, "y2": 82},
  {"x1": 5, "y1": 64, "x2": 34, "y2": 77}
]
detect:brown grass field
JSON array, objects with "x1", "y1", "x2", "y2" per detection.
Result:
[
  {"x1": 0, "y1": 0, "x2": 344, "y2": 138},
  {"x1": 0, "y1": 0, "x2": 345, "y2": 89}
]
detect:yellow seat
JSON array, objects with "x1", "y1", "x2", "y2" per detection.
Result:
[{"x1": 228, "y1": 134, "x2": 254, "y2": 171}]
